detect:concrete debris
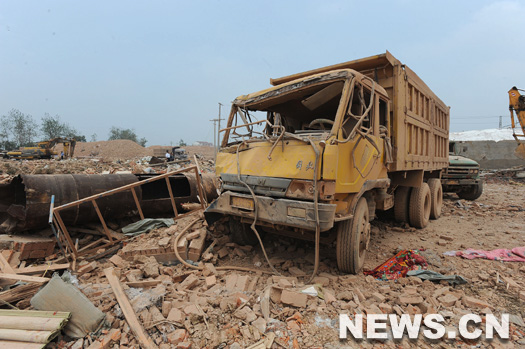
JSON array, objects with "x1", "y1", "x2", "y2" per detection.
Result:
[{"x1": 0, "y1": 147, "x2": 523, "y2": 347}]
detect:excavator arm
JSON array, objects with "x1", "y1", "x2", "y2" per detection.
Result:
[
  {"x1": 46, "y1": 137, "x2": 77, "y2": 158},
  {"x1": 509, "y1": 86, "x2": 525, "y2": 159}
]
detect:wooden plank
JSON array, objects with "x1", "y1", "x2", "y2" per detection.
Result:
[
  {"x1": 91, "y1": 200, "x2": 113, "y2": 242},
  {"x1": 0, "y1": 340, "x2": 43, "y2": 349},
  {"x1": 15, "y1": 264, "x2": 70, "y2": 275},
  {"x1": 0, "y1": 253, "x2": 16, "y2": 274},
  {"x1": 164, "y1": 177, "x2": 179, "y2": 218},
  {"x1": 53, "y1": 213, "x2": 77, "y2": 258},
  {"x1": 0, "y1": 310, "x2": 69, "y2": 319},
  {"x1": 125, "y1": 280, "x2": 161, "y2": 288},
  {"x1": 0, "y1": 274, "x2": 49, "y2": 284},
  {"x1": 0, "y1": 283, "x2": 41, "y2": 304},
  {"x1": 192, "y1": 156, "x2": 207, "y2": 208},
  {"x1": 0, "y1": 316, "x2": 66, "y2": 331},
  {"x1": 104, "y1": 268, "x2": 157, "y2": 349},
  {"x1": 131, "y1": 187, "x2": 145, "y2": 220},
  {"x1": 0, "y1": 328, "x2": 53, "y2": 344}
]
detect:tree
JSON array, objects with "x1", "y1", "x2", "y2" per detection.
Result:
[
  {"x1": 41, "y1": 113, "x2": 67, "y2": 139},
  {"x1": 73, "y1": 134, "x2": 87, "y2": 142},
  {"x1": 1, "y1": 109, "x2": 38, "y2": 148},
  {"x1": 90, "y1": 133, "x2": 97, "y2": 142},
  {"x1": 179, "y1": 139, "x2": 187, "y2": 146},
  {"x1": 108, "y1": 126, "x2": 147, "y2": 147},
  {"x1": 41, "y1": 113, "x2": 86, "y2": 141}
]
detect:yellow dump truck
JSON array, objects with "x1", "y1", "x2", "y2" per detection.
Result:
[{"x1": 205, "y1": 51, "x2": 449, "y2": 273}]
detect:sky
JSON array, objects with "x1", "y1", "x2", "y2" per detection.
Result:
[{"x1": 1, "y1": 0, "x2": 524, "y2": 146}]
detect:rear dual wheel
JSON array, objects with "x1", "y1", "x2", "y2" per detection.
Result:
[
  {"x1": 395, "y1": 181, "x2": 441, "y2": 228},
  {"x1": 336, "y1": 197, "x2": 370, "y2": 274},
  {"x1": 409, "y1": 182, "x2": 431, "y2": 228},
  {"x1": 428, "y1": 178, "x2": 443, "y2": 219},
  {"x1": 394, "y1": 186, "x2": 411, "y2": 223}
]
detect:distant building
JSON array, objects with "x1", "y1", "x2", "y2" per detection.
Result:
[{"x1": 193, "y1": 141, "x2": 213, "y2": 147}]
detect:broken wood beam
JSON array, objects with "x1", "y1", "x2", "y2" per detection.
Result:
[
  {"x1": 0, "y1": 253, "x2": 16, "y2": 274},
  {"x1": 125, "y1": 280, "x2": 161, "y2": 288},
  {"x1": 103, "y1": 268, "x2": 157, "y2": 349},
  {"x1": 0, "y1": 284, "x2": 41, "y2": 304},
  {"x1": 0, "y1": 274, "x2": 49, "y2": 284},
  {"x1": 14, "y1": 264, "x2": 70, "y2": 275}
]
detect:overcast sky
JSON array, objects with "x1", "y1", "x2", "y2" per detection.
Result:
[{"x1": 1, "y1": 0, "x2": 524, "y2": 146}]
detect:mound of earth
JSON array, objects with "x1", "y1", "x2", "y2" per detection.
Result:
[{"x1": 72, "y1": 140, "x2": 152, "y2": 159}]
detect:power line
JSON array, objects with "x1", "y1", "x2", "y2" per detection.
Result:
[{"x1": 451, "y1": 115, "x2": 502, "y2": 120}]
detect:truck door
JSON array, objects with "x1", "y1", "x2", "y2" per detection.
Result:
[{"x1": 336, "y1": 82, "x2": 387, "y2": 193}]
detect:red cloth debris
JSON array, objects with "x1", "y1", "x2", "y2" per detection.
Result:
[
  {"x1": 456, "y1": 246, "x2": 525, "y2": 262},
  {"x1": 364, "y1": 249, "x2": 427, "y2": 280}
]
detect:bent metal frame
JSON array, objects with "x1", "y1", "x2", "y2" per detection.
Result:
[{"x1": 50, "y1": 166, "x2": 206, "y2": 262}]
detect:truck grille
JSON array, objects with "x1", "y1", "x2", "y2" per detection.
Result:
[
  {"x1": 221, "y1": 174, "x2": 291, "y2": 198},
  {"x1": 443, "y1": 167, "x2": 478, "y2": 177}
]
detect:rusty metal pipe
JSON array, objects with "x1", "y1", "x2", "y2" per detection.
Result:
[{"x1": 0, "y1": 172, "x2": 218, "y2": 233}]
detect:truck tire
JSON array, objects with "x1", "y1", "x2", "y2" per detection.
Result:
[
  {"x1": 394, "y1": 186, "x2": 411, "y2": 222},
  {"x1": 409, "y1": 182, "x2": 431, "y2": 228},
  {"x1": 458, "y1": 182, "x2": 483, "y2": 201},
  {"x1": 336, "y1": 197, "x2": 370, "y2": 274},
  {"x1": 427, "y1": 178, "x2": 443, "y2": 219},
  {"x1": 229, "y1": 218, "x2": 259, "y2": 246}
]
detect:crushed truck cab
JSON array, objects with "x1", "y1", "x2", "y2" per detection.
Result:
[{"x1": 206, "y1": 51, "x2": 449, "y2": 274}]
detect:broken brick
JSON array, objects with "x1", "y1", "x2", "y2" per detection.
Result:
[
  {"x1": 205, "y1": 275, "x2": 217, "y2": 287},
  {"x1": 438, "y1": 294, "x2": 458, "y2": 307},
  {"x1": 462, "y1": 296, "x2": 491, "y2": 309},
  {"x1": 398, "y1": 295, "x2": 423, "y2": 305},
  {"x1": 167, "y1": 308, "x2": 184, "y2": 323},
  {"x1": 167, "y1": 329, "x2": 187, "y2": 345},
  {"x1": 280, "y1": 289, "x2": 307, "y2": 308}
]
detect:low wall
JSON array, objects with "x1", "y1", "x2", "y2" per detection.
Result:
[{"x1": 452, "y1": 140, "x2": 524, "y2": 169}]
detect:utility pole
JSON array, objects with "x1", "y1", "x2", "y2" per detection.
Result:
[
  {"x1": 217, "y1": 103, "x2": 223, "y2": 152},
  {"x1": 210, "y1": 118, "x2": 219, "y2": 162},
  {"x1": 210, "y1": 103, "x2": 224, "y2": 163},
  {"x1": 499, "y1": 115, "x2": 502, "y2": 129}
]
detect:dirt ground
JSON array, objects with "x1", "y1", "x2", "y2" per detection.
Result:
[
  {"x1": 200, "y1": 179, "x2": 525, "y2": 348},
  {"x1": 73, "y1": 177, "x2": 525, "y2": 348},
  {"x1": 1, "y1": 145, "x2": 524, "y2": 348}
]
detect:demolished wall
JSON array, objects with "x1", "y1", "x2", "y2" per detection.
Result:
[{"x1": 453, "y1": 140, "x2": 525, "y2": 169}]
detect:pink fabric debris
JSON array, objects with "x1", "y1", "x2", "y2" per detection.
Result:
[
  {"x1": 456, "y1": 247, "x2": 525, "y2": 262},
  {"x1": 511, "y1": 247, "x2": 525, "y2": 259}
]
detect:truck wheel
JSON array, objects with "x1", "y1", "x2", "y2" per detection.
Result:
[
  {"x1": 394, "y1": 186, "x2": 411, "y2": 222},
  {"x1": 458, "y1": 182, "x2": 483, "y2": 201},
  {"x1": 229, "y1": 218, "x2": 259, "y2": 246},
  {"x1": 427, "y1": 179, "x2": 443, "y2": 219},
  {"x1": 409, "y1": 182, "x2": 431, "y2": 228},
  {"x1": 336, "y1": 197, "x2": 370, "y2": 274}
]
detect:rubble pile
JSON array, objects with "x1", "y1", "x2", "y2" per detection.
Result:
[
  {"x1": 483, "y1": 166, "x2": 525, "y2": 184},
  {"x1": 44, "y1": 214, "x2": 524, "y2": 348},
  {"x1": 0, "y1": 154, "x2": 524, "y2": 347}
]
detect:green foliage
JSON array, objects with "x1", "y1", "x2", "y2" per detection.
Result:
[
  {"x1": 108, "y1": 126, "x2": 148, "y2": 147},
  {"x1": 1, "y1": 109, "x2": 38, "y2": 148},
  {"x1": 41, "y1": 113, "x2": 86, "y2": 141},
  {"x1": 179, "y1": 139, "x2": 187, "y2": 146}
]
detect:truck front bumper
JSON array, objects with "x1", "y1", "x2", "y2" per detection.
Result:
[
  {"x1": 442, "y1": 178, "x2": 481, "y2": 186},
  {"x1": 205, "y1": 191, "x2": 337, "y2": 232}
]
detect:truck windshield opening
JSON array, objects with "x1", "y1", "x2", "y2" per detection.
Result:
[{"x1": 225, "y1": 80, "x2": 346, "y2": 145}]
